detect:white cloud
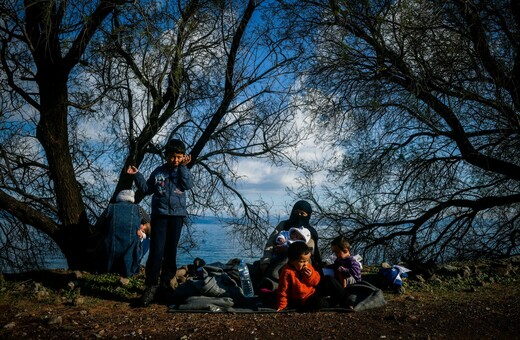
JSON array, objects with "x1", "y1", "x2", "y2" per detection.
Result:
[{"x1": 234, "y1": 123, "x2": 338, "y2": 212}]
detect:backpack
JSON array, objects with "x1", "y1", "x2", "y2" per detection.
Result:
[{"x1": 344, "y1": 280, "x2": 386, "y2": 311}]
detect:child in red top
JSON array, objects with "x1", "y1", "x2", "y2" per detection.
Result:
[{"x1": 277, "y1": 241, "x2": 344, "y2": 311}]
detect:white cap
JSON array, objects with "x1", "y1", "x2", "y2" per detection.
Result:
[
  {"x1": 288, "y1": 227, "x2": 311, "y2": 243},
  {"x1": 116, "y1": 189, "x2": 135, "y2": 203}
]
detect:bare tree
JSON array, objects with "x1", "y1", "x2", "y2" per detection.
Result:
[
  {"x1": 92, "y1": 0, "x2": 305, "y2": 250},
  {"x1": 0, "y1": 0, "x2": 305, "y2": 271},
  {"x1": 287, "y1": 0, "x2": 520, "y2": 263}
]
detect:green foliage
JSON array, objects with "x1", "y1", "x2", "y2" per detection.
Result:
[
  {"x1": 79, "y1": 272, "x2": 145, "y2": 301},
  {"x1": 0, "y1": 270, "x2": 146, "y2": 305}
]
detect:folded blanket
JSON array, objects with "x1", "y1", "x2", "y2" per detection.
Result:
[{"x1": 176, "y1": 296, "x2": 234, "y2": 311}]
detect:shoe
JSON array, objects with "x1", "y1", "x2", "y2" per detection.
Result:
[{"x1": 138, "y1": 286, "x2": 158, "y2": 307}]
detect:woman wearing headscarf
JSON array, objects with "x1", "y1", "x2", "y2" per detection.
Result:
[{"x1": 257, "y1": 200, "x2": 323, "y2": 290}]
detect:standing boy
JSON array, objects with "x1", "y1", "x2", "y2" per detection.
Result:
[{"x1": 127, "y1": 139, "x2": 193, "y2": 307}]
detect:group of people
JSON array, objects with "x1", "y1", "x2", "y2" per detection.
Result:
[
  {"x1": 255, "y1": 200, "x2": 362, "y2": 311},
  {"x1": 91, "y1": 138, "x2": 192, "y2": 307},
  {"x1": 92, "y1": 137, "x2": 363, "y2": 310}
]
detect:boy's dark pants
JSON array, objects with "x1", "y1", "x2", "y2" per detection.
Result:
[
  {"x1": 303, "y1": 275, "x2": 346, "y2": 310},
  {"x1": 145, "y1": 215, "x2": 184, "y2": 287}
]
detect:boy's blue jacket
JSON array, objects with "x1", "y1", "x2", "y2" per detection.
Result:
[{"x1": 134, "y1": 164, "x2": 193, "y2": 216}]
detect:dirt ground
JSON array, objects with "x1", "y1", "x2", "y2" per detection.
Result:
[{"x1": 1, "y1": 260, "x2": 520, "y2": 339}]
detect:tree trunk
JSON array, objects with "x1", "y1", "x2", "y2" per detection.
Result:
[
  {"x1": 23, "y1": 0, "x2": 120, "y2": 270},
  {"x1": 35, "y1": 66, "x2": 91, "y2": 269}
]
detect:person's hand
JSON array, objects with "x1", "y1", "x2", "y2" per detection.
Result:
[
  {"x1": 301, "y1": 265, "x2": 312, "y2": 277},
  {"x1": 181, "y1": 154, "x2": 191, "y2": 166},
  {"x1": 127, "y1": 165, "x2": 138, "y2": 175}
]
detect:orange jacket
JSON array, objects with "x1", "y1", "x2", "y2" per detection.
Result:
[{"x1": 277, "y1": 262, "x2": 321, "y2": 310}]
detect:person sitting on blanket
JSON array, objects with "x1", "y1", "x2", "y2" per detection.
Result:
[
  {"x1": 256, "y1": 201, "x2": 323, "y2": 292},
  {"x1": 277, "y1": 242, "x2": 344, "y2": 311},
  {"x1": 262, "y1": 226, "x2": 312, "y2": 285},
  {"x1": 328, "y1": 235, "x2": 362, "y2": 288}
]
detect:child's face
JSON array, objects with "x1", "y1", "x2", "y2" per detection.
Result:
[
  {"x1": 167, "y1": 152, "x2": 185, "y2": 167},
  {"x1": 290, "y1": 230, "x2": 304, "y2": 241},
  {"x1": 289, "y1": 252, "x2": 311, "y2": 271},
  {"x1": 331, "y1": 245, "x2": 350, "y2": 259}
]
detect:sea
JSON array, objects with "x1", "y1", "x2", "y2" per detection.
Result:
[{"x1": 42, "y1": 216, "x2": 262, "y2": 271}]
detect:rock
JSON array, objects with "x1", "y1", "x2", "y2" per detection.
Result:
[
  {"x1": 73, "y1": 296, "x2": 85, "y2": 306},
  {"x1": 395, "y1": 286, "x2": 406, "y2": 295},
  {"x1": 36, "y1": 290, "x2": 50, "y2": 301},
  {"x1": 508, "y1": 255, "x2": 520, "y2": 265},
  {"x1": 48, "y1": 316, "x2": 62, "y2": 325},
  {"x1": 493, "y1": 263, "x2": 512, "y2": 277},
  {"x1": 437, "y1": 265, "x2": 461, "y2": 277},
  {"x1": 414, "y1": 274, "x2": 426, "y2": 283},
  {"x1": 430, "y1": 277, "x2": 443, "y2": 285},
  {"x1": 461, "y1": 266, "x2": 471, "y2": 278},
  {"x1": 3, "y1": 322, "x2": 16, "y2": 329}
]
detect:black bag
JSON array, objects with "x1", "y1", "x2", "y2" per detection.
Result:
[{"x1": 344, "y1": 280, "x2": 386, "y2": 311}]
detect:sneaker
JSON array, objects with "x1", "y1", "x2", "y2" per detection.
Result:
[{"x1": 138, "y1": 286, "x2": 158, "y2": 307}]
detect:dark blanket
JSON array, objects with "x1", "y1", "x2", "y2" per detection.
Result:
[{"x1": 169, "y1": 259, "x2": 386, "y2": 313}]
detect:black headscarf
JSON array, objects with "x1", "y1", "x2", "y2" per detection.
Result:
[
  {"x1": 286, "y1": 200, "x2": 313, "y2": 228},
  {"x1": 285, "y1": 200, "x2": 322, "y2": 270}
]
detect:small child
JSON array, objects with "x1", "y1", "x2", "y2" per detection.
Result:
[
  {"x1": 137, "y1": 222, "x2": 151, "y2": 241},
  {"x1": 329, "y1": 235, "x2": 362, "y2": 287},
  {"x1": 137, "y1": 222, "x2": 151, "y2": 261},
  {"x1": 276, "y1": 241, "x2": 345, "y2": 311},
  {"x1": 276, "y1": 241, "x2": 322, "y2": 311},
  {"x1": 275, "y1": 227, "x2": 311, "y2": 248}
]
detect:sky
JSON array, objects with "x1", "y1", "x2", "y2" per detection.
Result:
[{"x1": 231, "y1": 117, "x2": 338, "y2": 217}]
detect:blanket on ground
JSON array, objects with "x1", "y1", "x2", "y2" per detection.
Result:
[{"x1": 168, "y1": 259, "x2": 386, "y2": 313}]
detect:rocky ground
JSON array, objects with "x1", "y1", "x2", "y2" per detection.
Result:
[{"x1": 1, "y1": 256, "x2": 520, "y2": 339}]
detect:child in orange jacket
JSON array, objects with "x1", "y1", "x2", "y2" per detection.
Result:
[{"x1": 277, "y1": 242, "x2": 344, "y2": 311}]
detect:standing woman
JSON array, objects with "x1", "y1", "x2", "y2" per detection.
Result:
[{"x1": 127, "y1": 139, "x2": 193, "y2": 307}]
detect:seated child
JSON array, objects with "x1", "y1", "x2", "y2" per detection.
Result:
[
  {"x1": 137, "y1": 222, "x2": 151, "y2": 240},
  {"x1": 137, "y1": 222, "x2": 151, "y2": 264},
  {"x1": 328, "y1": 235, "x2": 362, "y2": 288},
  {"x1": 277, "y1": 242, "x2": 345, "y2": 311},
  {"x1": 275, "y1": 227, "x2": 311, "y2": 248}
]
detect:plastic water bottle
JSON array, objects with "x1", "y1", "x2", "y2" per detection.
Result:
[{"x1": 238, "y1": 260, "x2": 254, "y2": 297}]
